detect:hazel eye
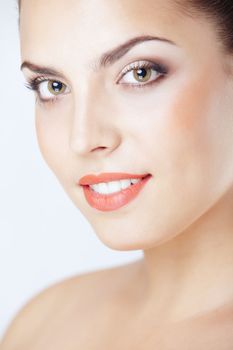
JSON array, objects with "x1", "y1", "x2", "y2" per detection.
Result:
[
  {"x1": 117, "y1": 60, "x2": 168, "y2": 87},
  {"x1": 25, "y1": 76, "x2": 71, "y2": 104},
  {"x1": 30, "y1": 79, "x2": 70, "y2": 102},
  {"x1": 133, "y1": 67, "x2": 152, "y2": 83},
  {"x1": 39, "y1": 80, "x2": 68, "y2": 99},
  {"x1": 47, "y1": 80, "x2": 67, "y2": 95}
]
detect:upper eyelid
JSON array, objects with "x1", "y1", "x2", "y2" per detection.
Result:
[
  {"x1": 26, "y1": 76, "x2": 71, "y2": 94},
  {"x1": 115, "y1": 60, "x2": 168, "y2": 82},
  {"x1": 25, "y1": 74, "x2": 71, "y2": 91},
  {"x1": 33, "y1": 76, "x2": 68, "y2": 86},
  {"x1": 121, "y1": 60, "x2": 163, "y2": 73}
]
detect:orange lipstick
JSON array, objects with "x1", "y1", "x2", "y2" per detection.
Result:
[{"x1": 78, "y1": 173, "x2": 151, "y2": 211}]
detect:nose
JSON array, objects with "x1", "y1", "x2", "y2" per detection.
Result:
[{"x1": 69, "y1": 88, "x2": 122, "y2": 157}]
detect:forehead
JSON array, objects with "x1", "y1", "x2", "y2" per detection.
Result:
[
  {"x1": 19, "y1": 0, "x2": 217, "y2": 70},
  {"x1": 20, "y1": 0, "x2": 180, "y2": 29},
  {"x1": 20, "y1": 0, "x2": 184, "y2": 46}
]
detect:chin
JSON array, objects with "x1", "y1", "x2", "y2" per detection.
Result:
[{"x1": 89, "y1": 223, "x2": 180, "y2": 251}]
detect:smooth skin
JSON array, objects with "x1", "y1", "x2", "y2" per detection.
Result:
[{"x1": 1, "y1": 0, "x2": 233, "y2": 349}]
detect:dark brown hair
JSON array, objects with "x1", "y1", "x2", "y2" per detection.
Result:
[
  {"x1": 18, "y1": 0, "x2": 233, "y2": 54},
  {"x1": 175, "y1": 0, "x2": 233, "y2": 54}
]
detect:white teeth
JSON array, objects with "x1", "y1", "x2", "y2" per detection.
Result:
[
  {"x1": 120, "y1": 179, "x2": 131, "y2": 189},
  {"x1": 89, "y1": 178, "x2": 141, "y2": 195},
  {"x1": 107, "y1": 180, "x2": 122, "y2": 193},
  {"x1": 96, "y1": 182, "x2": 109, "y2": 194},
  {"x1": 131, "y1": 179, "x2": 140, "y2": 185},
  {"x1": 90, "y1": 184, "x2": 99, "y2": 193}
]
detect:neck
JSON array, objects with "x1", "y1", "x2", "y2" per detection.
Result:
[{"x1": 140, "y1": 186, "x2": 233, "y2": 323}]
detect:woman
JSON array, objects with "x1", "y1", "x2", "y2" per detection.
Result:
[{"x1": 1, "y1": 0, "x2": 233, "y2": 348}]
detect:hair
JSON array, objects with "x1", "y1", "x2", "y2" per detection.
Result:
[
  {"x1": 18, "y1": 0, "x2": 233, "y2": 54},
  {"x1": 175, "y1": 0, "x2": 233, "y2": 55}
]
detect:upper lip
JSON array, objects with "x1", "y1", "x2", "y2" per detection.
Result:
[{"x1": 78, "y1": 172, "x2": 151, "y2": 186}]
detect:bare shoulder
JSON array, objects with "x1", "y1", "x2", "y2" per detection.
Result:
[{"x1": 0, "y1": 259, "x2": 143, "y2": 350}]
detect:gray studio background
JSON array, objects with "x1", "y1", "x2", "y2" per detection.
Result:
[{"x1": 0, "y1": 1, "x2": 142, "y2": 338}]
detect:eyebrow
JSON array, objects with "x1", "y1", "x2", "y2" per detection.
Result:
[{"x1": 21, "y1": 34, "x2": 176, "y2": 75}]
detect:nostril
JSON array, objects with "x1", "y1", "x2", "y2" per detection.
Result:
[{"x1": 92, "y1": 146, "x2": 107, "y2": 152}]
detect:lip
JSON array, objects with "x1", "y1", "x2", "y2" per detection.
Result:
[
  {"x1": 78, "y1": 173, "x2": 152, "y2": 212},
  {"x1": 78, "y1": 172, "x2": 150, "y2": 185}
]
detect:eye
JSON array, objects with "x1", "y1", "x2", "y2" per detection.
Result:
[
  {"x1": 38, "y1": 80, "x2": 69, "y2": 100},
  {"x1": 132, "y1": 67, "x2": 152, "y2": 83},
  {"x1": 26, "y1": 77, "x2": 70, "y2": 103},
  {"x1": 117, "y1": 60, "x2": 168, "y2": 88}
]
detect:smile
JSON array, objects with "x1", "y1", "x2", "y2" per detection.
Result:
[
  {"x1": 89, "y1": 178, "x2": 141, "y2": 195},
  {"x1": 78, "y1": 173, "x2": 152, "y2": 211}
]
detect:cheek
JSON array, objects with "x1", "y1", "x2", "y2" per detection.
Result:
[
  {"x1": 142, "y1": 68, "x2": 224, "y2": 173},
  {"x1": 164, "y1": 68, "x2": 232, "y2": 184},
  {"x1": 121, "y1": 66, "x2": 231, "y2": 211},
  {"x1": 146, "y1": 68, "x2": 233, "y2": 225},
  {"x1": 162, "y1": 74, "x2": 212, "y2": 164},
  {"x1": 35, "y1": 108, "x2": 70, "y2": 181}
]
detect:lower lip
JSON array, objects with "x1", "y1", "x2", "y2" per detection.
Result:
[{"x1": 81, "y1": 175, "x2": 152, "y2": 212}]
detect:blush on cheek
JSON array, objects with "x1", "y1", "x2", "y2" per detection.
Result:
[
  {"x1": 155, "y1": 68, "x2": 223, "y2": 180},
  {"x1": 169, "y1": 74, "x2": 214, "y2": 135},
  {"x1": 162, "y1": 73, "x2": 233, "y2": 226},
  {"x1": 161, "y1": 66, "x2": 231, "y2": 203}
]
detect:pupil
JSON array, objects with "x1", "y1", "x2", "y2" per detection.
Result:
[
  {"x1": 137, "y1": 68, "x2": 147, "y2": 79},
  {"x1": 52, "y1": 81, "x2": 62, "y2": 92}
]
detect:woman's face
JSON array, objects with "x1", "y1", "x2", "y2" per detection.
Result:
[{"x1": 20, "y1": 0, "x2": 233, "y2": 250}]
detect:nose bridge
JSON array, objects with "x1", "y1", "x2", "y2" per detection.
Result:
[{"x1": 69, "y1": 83, "x2": 120, "y2": 156}]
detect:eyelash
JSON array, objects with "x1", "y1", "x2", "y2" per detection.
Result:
[
  {"x1": 25, "y1": 76, "x2": 61, "y2": 105},
  {"x1": 25, "y1": 60, "x2": 168, "y2": 104},
  {"x1": 116, "y1": 60, "x2": 168, "y2": 88}
]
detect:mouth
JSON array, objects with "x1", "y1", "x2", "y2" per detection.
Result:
[{"x1": 78, "y1": 173, "x2": 152, "y2": 212}]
